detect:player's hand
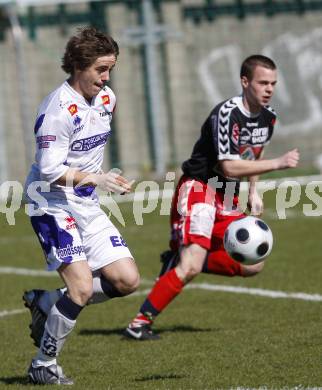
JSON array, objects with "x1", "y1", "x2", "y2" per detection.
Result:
[
  {"x1": 276, "y1": 148, "x2": 300, "y2": 169},
  {"x1": 92, "y1": 169, "x2": 134, "y2": 194},
  {"x1": 248, "y1": 189, "x2": 264, "y2": 216}
]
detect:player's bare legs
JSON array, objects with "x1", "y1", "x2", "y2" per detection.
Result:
[
  {"x1": 175, "y1": 244, "x2": 207, "y2": 283},
  {"x1": 59, "y1": 261, "x2": 93, "y2": 305},
  {"x1": 24, "y1": 257, "x2": 139, "y2": 346},
  {"x1": 240, "y1": 261, "x2": 265, "y2": 277},
  {"x1": 124, "y1": 244, "x2": 206, "y2": 340},
  {"x1": 124, "y1": 243, "x2": 265, "y2": 340},
  {"x1": 100, "y1": 258, "x2": 140, "y2": 295}
]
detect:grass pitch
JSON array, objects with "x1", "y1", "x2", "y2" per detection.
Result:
[{"x1": 0, "y1": 187, "x2": 322, "y2": 389}]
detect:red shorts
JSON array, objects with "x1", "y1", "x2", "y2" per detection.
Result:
[{"x1": 170, "y1": 176, "x2": 246, "y2": 276}]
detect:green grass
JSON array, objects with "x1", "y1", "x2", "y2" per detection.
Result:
[{"x1": 0, "y1": 188, "x2": 322, "y2": 389}]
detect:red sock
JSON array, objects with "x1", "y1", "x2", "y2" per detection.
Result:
[
  {"x1": 204, "y1": 249, "x2": 242, "y2": 276},
  {"x1": 148, "y1": 268, "x2": 184, "y2": 312}
]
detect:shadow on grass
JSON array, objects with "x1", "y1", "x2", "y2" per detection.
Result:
[
  {"x1": 135, "y1": 373, "x2": 185, "y2": 382},
  {"x1": 0, "y1": 376, "x2": 29, "y2": 385},
  {"x1": 79, "y1": 324, "x2": 218, "y2": 337}
]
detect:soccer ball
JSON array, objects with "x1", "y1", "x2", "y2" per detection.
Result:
[{"x1": 223, "y1": 216, "x2": 273, "y2": 265}]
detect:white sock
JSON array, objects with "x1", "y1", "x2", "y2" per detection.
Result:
[{"x1": 35, "y1": 304, "x2": 76, "y2": 363}]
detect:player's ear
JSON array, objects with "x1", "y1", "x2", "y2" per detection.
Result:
[{"x1": 241, "y1": 76, "x2": 249, "y2": 89}]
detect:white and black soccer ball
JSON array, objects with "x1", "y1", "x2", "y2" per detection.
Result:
[{"x1": 223, "y1": 216, "x2": 273, "y2": 265}]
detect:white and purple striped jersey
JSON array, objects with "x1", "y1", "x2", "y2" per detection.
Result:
[{"x1": 25, "y1": 80, "x2": 116, "y2": 198}]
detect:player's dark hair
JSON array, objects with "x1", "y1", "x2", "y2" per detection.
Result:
[
  {"x1": 240, "y1": 55, "x2": 276, "y2": 80},
  {"x1": 62, "y1": 27, "x2": 119, "y2": 74}
]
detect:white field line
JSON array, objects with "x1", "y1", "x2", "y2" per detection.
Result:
[
  {"x1": 1, "y1": 271, "x2": 322, "y2": 320},
  {"x1": 0, "y1": 236, "x2": 35, "y2": 244},
  {"x1": 0, "y1": 266, "x2": 57, "y2": 277},
  {"x1": 185, "y1": 283, "x2": 322, "y2": 302},
  {"x1": 0, "y1": 308, "x2": 27, "y2": 318}
]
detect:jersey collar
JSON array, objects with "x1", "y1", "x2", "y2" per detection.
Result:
[{"x1": 236, "y1": 95, "x2": 260, "y2": 118}]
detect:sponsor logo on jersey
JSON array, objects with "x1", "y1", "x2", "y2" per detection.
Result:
[
  {"x1": 73, "y1": 124, "x2": 84, "y2": 134},
  {"x1": 56, "y1": 244, "x2": 85, "y2": 259},
  {"x1": 240, "y1": 146, "x2": 255, "y2": 160},
  {"x1": 240, "y1": 145, "x2": 263, "y2": 160},
  {"x1": 101, "y1": 95, "x2": 110, "y2": 105},
  {"x1": 232, "y1": 123, "x2": 239, "y2": 145},
  {"x1": 71, "y1": 131, "x2": 112, "y2": 151},
  {"x1": 110, "y1": 235, "x2": 128, "y2": 248},
  {"x1": 36, "y1": 135, "x2": 56, "y2": 143},
  {"x1": 251, "y1": 127, "x2": 268, "y2": 143},
  {"x1": 99, "y1": 110, "x2": 112, "y2": 118},
  {"x1": 240, "y1": 128, "x2": 251, "y2": 143},
  {"x1": 72, "y1": 116, "x2": 84, "y2": 134},
  {"x1": 73, "y1": 115, "x2": 82, "y2": 126},
  {"x1": 246, "y1": 122, "x2": 258, "y2": 127},
  {"x1": 68, "y1": 104, "x2": 78, "y2": 116},
  {"x1": 38, "y1": 142, "x2": 50, "y2": 149},
  {"x1": 64, "y1": 216, "x2": 77, "y2": 230},
  {"x1": 240, "y1": 127, "x2": 268, "y2": 144},
  {"x1": 36, "y1": 135, "x2": 56, "y2": 149}
]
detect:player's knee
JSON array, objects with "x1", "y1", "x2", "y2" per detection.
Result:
[
  {"x1": 114, "y1": 272, "x2": 140, "y2": 295},
  {"x1": 176, "y1": 244, "x2": 206, "y2": 282},
  {"x1": 176, "y1": 262, "x2": 202, "y2": 283},
  {"x1": 69, "y1": 283, "x2": 93, "y2": 306},
  {"x1": 186, "y1": 264, "x2": 202, "y2": 280},
  {"x1": 241, "y1": 261, "x2": 265, "y2": 277}
]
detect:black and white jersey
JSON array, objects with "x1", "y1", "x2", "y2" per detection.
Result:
[{"x1": 182, "y1": 95, "x2": 276, "y2": 189}]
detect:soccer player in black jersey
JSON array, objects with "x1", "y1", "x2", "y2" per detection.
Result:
[{"x1": 124, "y1": 54, "x2": 299, "y2": 340}]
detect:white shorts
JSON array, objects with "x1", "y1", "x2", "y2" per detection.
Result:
[{"x1": 27, "y1": 195, "x2": 133, "y2": 272}]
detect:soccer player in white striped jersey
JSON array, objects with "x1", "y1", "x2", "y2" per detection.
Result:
[{"x1": 23, "y1": 27, "x2": 140, "y2": 385}]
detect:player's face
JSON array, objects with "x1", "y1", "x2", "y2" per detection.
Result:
[
  {"x1": 241, "y1": 65, "x2": 277, "y2": 113},
  {"x1": 72, "y1": 55, "x2": 117, "y2": 100}
]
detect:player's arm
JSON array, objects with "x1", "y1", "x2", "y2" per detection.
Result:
[
  {"x1": 247, "y1": 149, "x2": 265, "y2": 216},
  {"x1": 55, "y1": 169, "x2": 132, "y2": 194},
  {"x1": 36, "y1": 113, "x2": 131, "y2": 193},
  {"x1": 219, "y1": 148, "x2": 299, "y2": 178}
]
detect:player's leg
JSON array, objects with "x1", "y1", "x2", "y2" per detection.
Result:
[
  {"x1": 88, "y1": 257, "x2": 139, "y2": 304},
  {"x1": 28, "y1": 260, "x2": 92, "y2": 385},
  {"x1": 202, "y1": 213, "x2": 265, "y2": 277},
  {"x1": 24, "y1": 258, "x2": 139, "y2": 317},
  {"x1": 83, "y1": 209, "x2": 139, "y2": 303},
  {"x1": 124, "y1": 243, "x2": 207, "y2": 340},
  {"x1": 125, "y1": 176, "x2": 214, "y2": 340},
  {"x1": 24, "y1": 209, "x2": 90, "y2": 384},
  {"x1": 24, "y1": 209, "x2": 87, "y2": 348},
  {"x1": 25, "y1": 203, "x2": 139, "y2": 315},
  {"x1": 203, "y1": 248, "x2": 265, "y2": 276}
]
